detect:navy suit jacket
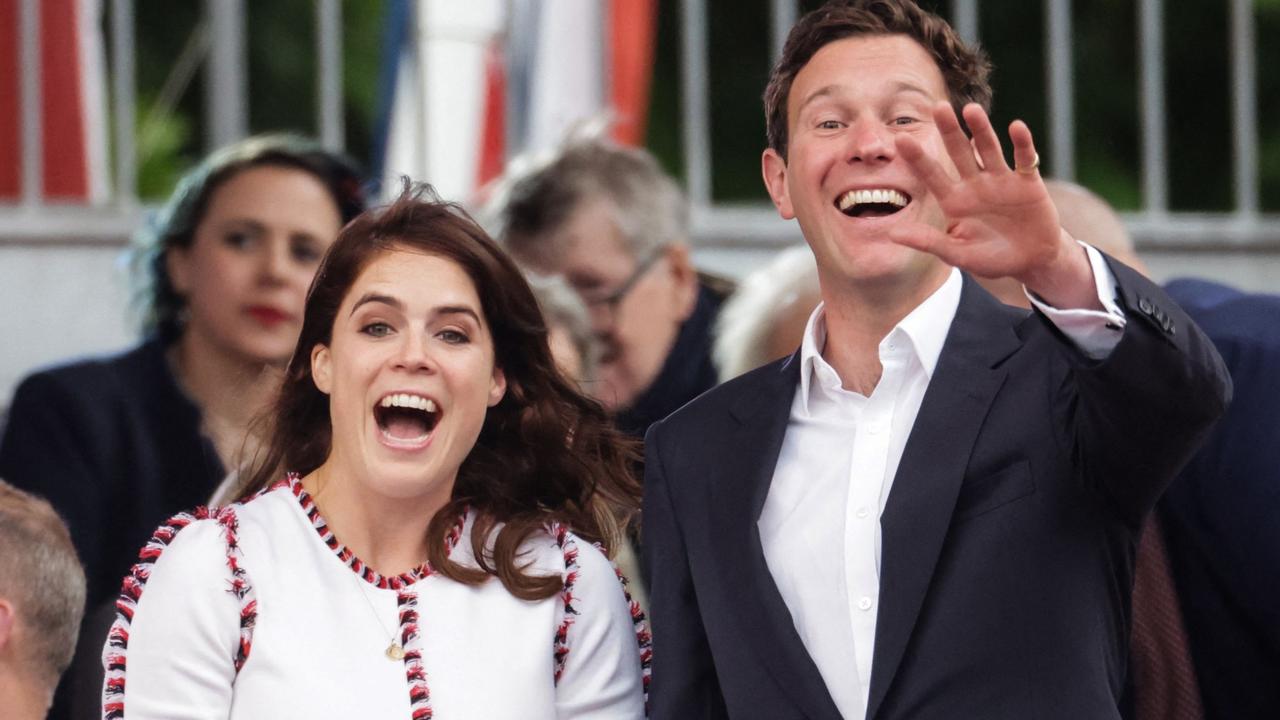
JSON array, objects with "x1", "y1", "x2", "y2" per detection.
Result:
[
  {"x1": 643, "y1": 261, "x2": 1230, "y2": 720},
  {"x1": 1158, "y1": 279, "x2": 1280, "y2": 719}
]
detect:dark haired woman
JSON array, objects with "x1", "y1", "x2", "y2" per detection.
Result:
[
  {"x1": 102, "y1": 189, "x2": 650, "y2": 718},
  {"x1": 0, "y1": 135, "x2": 364, "y2": 719}
]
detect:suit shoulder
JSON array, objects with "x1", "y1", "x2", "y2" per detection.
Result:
[{"x1": 651, "y1": 356, "x2": 793, "y2": 437}]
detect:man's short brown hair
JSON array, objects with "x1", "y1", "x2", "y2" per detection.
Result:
[
  {"x1": 0, "y1": 480, "x2": 85, "y2": 687},
  {"x1": 764, "y1": 0, "x2": 993, "y2": 160}
]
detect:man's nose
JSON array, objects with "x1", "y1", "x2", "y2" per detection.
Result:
[{"x1": 847, "y1": 118, "x2": 894, "y2": 164}]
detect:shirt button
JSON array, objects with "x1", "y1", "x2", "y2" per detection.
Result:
[
  {"x1": 858, "y1": 597, "x2": 873, "y2": 611},
  {"x1": 856, "y1": 507, "x2": 869, "y2": 519}
]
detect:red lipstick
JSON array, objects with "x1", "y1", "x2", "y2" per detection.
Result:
[{"x1": 245, "y1": 306, "x2": 292, "y2": 327}]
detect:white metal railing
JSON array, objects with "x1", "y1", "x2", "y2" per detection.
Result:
[
  {"x1": 685, "y1": 0, "x2": 1280, "y2": 251},
  {"x1": 0, "y1": 0, "x2": 344, "y2": 244},
  {"x1": 1, "y1": 0, "x2": 1277, "y2": 250}
]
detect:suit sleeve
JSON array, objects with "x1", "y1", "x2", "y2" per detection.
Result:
[
  {"x1": 642, "y1": 421, "x2": 730, "y2": 720},
  {"x1": 1052, "y1": 256, "x2": 1232, "y2": 529}
]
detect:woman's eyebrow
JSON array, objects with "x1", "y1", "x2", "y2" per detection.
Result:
[{"x1": 349, "y1": 293, "x2": 402, "y2": 316}]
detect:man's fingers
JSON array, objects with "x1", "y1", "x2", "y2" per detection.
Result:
[
  {"x1": 934, "y1": 102, "x2": 980, "y2": 179},
  {"x1": 963, "y1": 104, "x2": 1010, "y2": 174},
  {"x1": 897, "y1": 134, "x2": 955, "y2": 202},
  {"x1": 887, "y1": 223, "x2": 961, "y2": 264},
  {"x1": 1008, "y1": 120, "x2": 1040, "y2": 177}
]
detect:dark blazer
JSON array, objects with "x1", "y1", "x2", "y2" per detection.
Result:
[
  {"x1": 1158, "y1": 279, "x2": 1280, "y2": 720},
  {"x1": 0, "y1": 339, "x2": 226, "y2": 720},
  {"x1": 643, "y1": 261, "x2": 1230, "y2": 720}
]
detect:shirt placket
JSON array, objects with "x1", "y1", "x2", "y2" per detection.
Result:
[{"x1": 843, "y1": 345, "x2": 907, "y2": 702}]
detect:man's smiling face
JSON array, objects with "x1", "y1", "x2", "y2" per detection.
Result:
[{"x1": 762, "y1": 34, "x2": 957, "y2": 294}]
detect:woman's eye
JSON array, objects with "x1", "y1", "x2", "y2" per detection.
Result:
[
  {"x1": 438, "y1": 329, "x2": 470, "y2": 344},
  {"x1": 223, "y1": 231, "x2": 253, "y2": 249},
  {"x1": 291, "y1": 240, "x2": 322, "y2": 263},
  {"x1": 361, "y1": 322, "x2": 393, "y2": 338}
]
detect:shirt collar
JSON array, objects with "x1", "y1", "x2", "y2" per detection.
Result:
[{"x1": 798, "y1": 268, "x2": 963, "y2": 412}]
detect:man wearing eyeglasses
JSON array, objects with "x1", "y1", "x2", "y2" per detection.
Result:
[{"x1": 491, "y1": 137, "x2": 730, "y2": 438}]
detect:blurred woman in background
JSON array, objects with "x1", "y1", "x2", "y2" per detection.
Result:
[
  {"x1": 0, "y1": 134, "x2": 364, "y2": 719},
  {"x1": 104, "y1": 187, "x2": 648, "y2": 718}
]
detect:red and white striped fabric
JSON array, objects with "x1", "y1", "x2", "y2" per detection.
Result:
[
  {"x1": 0, "y1": 0, "x2": 108, "y2": 202},
  {"x1": 383, "y1": 0, "x2": 657, "y2": 204}
]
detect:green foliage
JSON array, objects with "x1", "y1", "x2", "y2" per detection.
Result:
[
  {"x1": 122, "y1": 0, "x2": 384, "y2": 200},
  {"x1": 135, "y1": 95, "x2": 192, "y2": 200}
]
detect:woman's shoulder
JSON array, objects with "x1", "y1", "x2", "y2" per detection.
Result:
[
  {"x1": 14, "y1": 340, "x2": 166, "y2": 396},
  {"x1": 6, "y1": 340, "x2": 186, "y2": 433},
  {"x1": 124, "y1": 480, "x2": 293, "y2": 579}
]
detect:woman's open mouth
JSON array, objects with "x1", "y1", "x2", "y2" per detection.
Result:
[
  {"x1": 835, "y1": 188, "x2": 911, "y2": 218},
  {"x1": 373, "y1": 393, "x2": 440, "y2": 447}
]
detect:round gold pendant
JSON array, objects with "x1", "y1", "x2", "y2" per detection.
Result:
[{"x1": 386, "y1": 642, "x2": 405, "y2": 661}]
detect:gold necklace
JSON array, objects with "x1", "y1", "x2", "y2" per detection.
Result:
[{"x1": 352, "y1": 576, "x2": 406, "y2": 661}]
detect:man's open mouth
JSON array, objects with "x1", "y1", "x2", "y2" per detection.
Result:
[
  {"x1": 836, "y1": 188, "x2": 911, "y2": 218},
  {"x1": 373, "y1": 393, "x2": 440, "y2": 442}
]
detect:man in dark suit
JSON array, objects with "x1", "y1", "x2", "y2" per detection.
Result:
[
  {"x1": 1158, "y1": 279, "x2": 1280, "y2": 719},
  {"x1": 641, "y1": 2, "x2": 1231, "y2": 719}
]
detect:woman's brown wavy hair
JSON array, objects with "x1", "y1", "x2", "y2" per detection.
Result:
[{"x1": 236, "y1": 184, "x2": 640, "y2": 601}]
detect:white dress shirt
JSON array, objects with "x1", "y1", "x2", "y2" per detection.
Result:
[{"x1": 758, "y1": 247, "x2": 1125, "y2": 719}]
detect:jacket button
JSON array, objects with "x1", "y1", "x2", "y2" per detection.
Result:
[{"x1": 1137, "y1": 296, "x2": 1154, "y2": 314}]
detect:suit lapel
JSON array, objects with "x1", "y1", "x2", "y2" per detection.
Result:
[
  {"x1": 709, "y1": 354, "x2": 845, "y2": 720},
  {"x1": 865, "y1": 278, "x2": 1025, "y2": 720}
]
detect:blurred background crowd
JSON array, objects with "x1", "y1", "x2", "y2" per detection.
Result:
[{"x1": 0, "y1": 1, "x2": 1277, "y2": 719}]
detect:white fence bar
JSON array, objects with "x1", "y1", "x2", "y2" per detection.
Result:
[
  {"x1": 205, "y1": 0, "x2": 248, "y2": 149},
  {"x1": 316, "y1": 0, "x2": 344, "y2": 151},
  {"x1": 680, "y1": 0, "x2": 711, "y2": 208},
  {"x1": 770, "y1": 0, "x2": 797, "y2": 62},
  {"x1": 111, "y1": 0, "x2": 137, "y2": 207},
  {"x1": 1138, "y1": 0, "x2": 1167, "y2": 215},
  {"x1": 952, "y1": 0, "x2": 979, "y2": 46},
  {"x1": 19, "y1": 0, "x2": 42, "y2": 206},
  {"x1": 1230, "y1": 0, "x2": 1258, "y2": 217},
  {"x1": 1045, "y1": 0, "x2": 1074, "y2": 180}
]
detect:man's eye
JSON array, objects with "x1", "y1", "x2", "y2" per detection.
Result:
[
  {"x1": 817, "y1": 120, "x2": 843, "y2": 130},
  {"x1": 892, "y1": 116, "x2": 918, "y2": 126},
  {"x1": 361, "y1": 322, "x2": 393, "y2": 337}
]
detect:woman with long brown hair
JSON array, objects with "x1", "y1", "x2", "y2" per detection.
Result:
[{"x1": 102, "y1": 187, "x2": 649, "y2": 719}]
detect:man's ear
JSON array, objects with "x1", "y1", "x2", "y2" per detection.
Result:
[
  {"x1": 664, "y1": 243, "x2": 700, "y2": 321},
  {"x1": 488, "y1": 366, "x2": 507, "y2": 407},
  {"x1": 762, "y1": 148, "x2": 795, "y2": 220},
  {"x1": 311, "y1": 344, "x2": 332, "y2": 394}
]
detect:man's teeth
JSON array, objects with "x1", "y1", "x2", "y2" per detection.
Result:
[
  {"x1": 837, "y1": 188, "x2": 909, "y2": 211},
  {"x1": 379, "y1": 394, "x2": 437, "y2": 413}
]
